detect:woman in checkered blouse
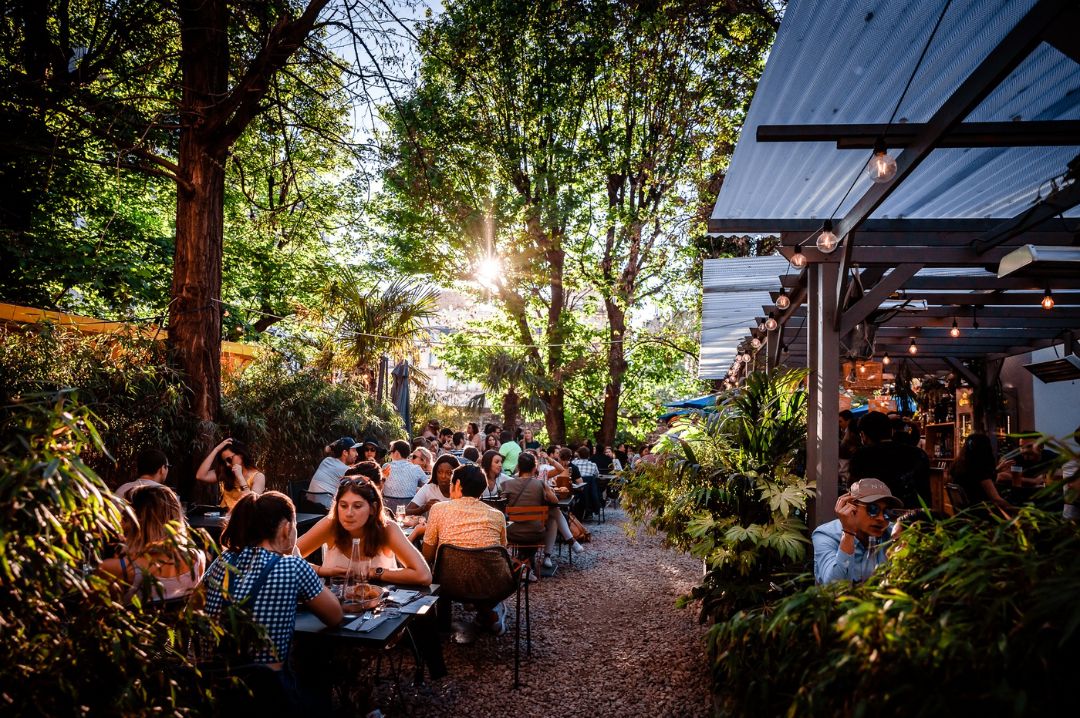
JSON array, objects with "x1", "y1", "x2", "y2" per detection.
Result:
[{"x1": 203, "y1": 492, "x2": 343, "y2": 668}]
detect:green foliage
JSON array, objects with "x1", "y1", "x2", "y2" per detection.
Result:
[
  {"x1": 0, "y1": 394, "x2": 223, "y2": 715},
  {"x1": 0, "y1": 324, "x2": 186, "y2": 486},
  {"x1": 221, "y1": 352, "x2": 406, "y2": 487},
  {"x1": 621, "y1": 369, "x2": 811, "y2": 617},
  {"x1": 710, "y1": 508, "x2": 1080, "y2": 717}
]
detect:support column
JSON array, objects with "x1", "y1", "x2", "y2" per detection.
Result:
[
  {"x1": 808, "y1": 262, "x2": 840, "y2": 527},
  {"x1": 767, "y1": 325, "x2": 782, "y2": 371}
]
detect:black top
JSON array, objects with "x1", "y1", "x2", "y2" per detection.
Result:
[
  {"x1": 849, "y1": 441, "x2": 931, "y2": 508},
  {"x1": 592, "y1": 454, "x2": 614, "y2": 474},
  {"x1": 949, "y1": 464, "x2": 994, "y2": 506},
  {"x1": 1017, "y1": 447, "x2": 1060, "y2": 478}
]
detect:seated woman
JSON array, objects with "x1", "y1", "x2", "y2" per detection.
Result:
[
  {"x1": 202, "y1": 492, "x2": 342, "y2": 667},
  {"x1": 407, "y1": 455, "x2": 459, "y2": 517},
  {"x1": 811, "y1": 479, "x2": 902, "y2": 584},
  {"x1": 950, "y1": 433, "x2": 1011, "y2": 514},
  {"x1": 479, "y1": 450, "x2": 505, "y2": 499},
  {"x1": 99, "y1": 484, "x2": 205, "y2": 601},
  {"x1": 296, "y1": 478, "x2": 432, "y2": 586},
  {"x1": 501, "y1": 453, "x2": 565, "y2": 577},
  {"x1": 196, "y1": 438, "x2": 266, "y2": 510}
]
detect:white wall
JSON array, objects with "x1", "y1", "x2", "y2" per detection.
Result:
[{"x1": 1030, "y1": 345, "x2": 1080, "y2": 442}]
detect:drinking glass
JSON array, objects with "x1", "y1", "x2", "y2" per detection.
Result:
[
  {"x1": 395, "y1": 504, "x2": 406, "y2": 524},
  {"x1": 330, "y1": 576, "x2": 346, "y2": 599}
]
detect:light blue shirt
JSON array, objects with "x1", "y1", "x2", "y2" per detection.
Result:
[
  {"x1": 308, "y1": 457, "x2": 349, "y2": 508},
  {"x1": 811, "y1": 519, "x2": 891, "y2": 584}
]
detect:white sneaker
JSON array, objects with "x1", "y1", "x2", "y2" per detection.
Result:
[
  {"x1": 527, "y1": 569, "x2": 539, "y2": 583},
  {"x1": 572, "y1": 541, "x2": 584, "y2": 554},
  {"x1": 542, "y1": 556, "x2": 554, "y2": 569}
]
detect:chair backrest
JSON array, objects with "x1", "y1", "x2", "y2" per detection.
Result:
[
  {"x1": 480, "y1": 496, "x2": 508, "y2": 514},
  {"x1": 432, "y1": 544, "x2": 521, "y2": 604},
  {"x1": 945, "y1": 482, "x2": 970, "y2": 511},
  {"x1": 505, "y1": 505, "x2": 550, "y2": 524},
  {"x1": 287, "y1": 478, "x2": 331, "y2": 514}
]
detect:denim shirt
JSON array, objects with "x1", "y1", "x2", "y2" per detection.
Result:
[{"x1": 812, "y1": 519, "x2": 891, "y2": 584}]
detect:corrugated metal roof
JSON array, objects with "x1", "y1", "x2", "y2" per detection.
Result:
[
  {"x1": 700, "y1": 256, "x2": 789, "y2": 378},
  {"x1": 712, "y1": 0, "x2": 1080, "y2": 224}
]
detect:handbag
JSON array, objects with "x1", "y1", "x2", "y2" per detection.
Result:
[{"x1": 566, "y1": 513, "x2": 591, "y2": 543}]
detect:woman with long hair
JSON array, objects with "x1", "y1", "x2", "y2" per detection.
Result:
[
  {"x1": 406, "y1": 455, "x2": 459, "y2": 517},
  {"x1": 296, "y1": 479, "x2": 431, "y2": 586},
  {"x1": 99, "y1": 484, "x2": 205, "y2": 601},
  {"x1": 202, "y1": 492, "x2": 342, "y2": 668},
  {"x1": 484, "y1": 433, "x2": 500, "y2": 452},
  {"x1": 467, "y1": 422, "x2": 483, "y2": 451},
  {"x1": 479, "y1": 450, "x2": 504, "y2": 499},
  {"x1": 196, "y1": 438, "x2": 266, "y2": 510},
  {"x1": 410, "y1": 445, "x2": 434, "y2": 476},
  {"x1": 950, "y1": 433, "x2": 1011, "y2": 512}
]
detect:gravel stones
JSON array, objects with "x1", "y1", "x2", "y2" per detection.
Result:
[{"x1": 382, "y1": 508, "x2": 713, "y2": 717}]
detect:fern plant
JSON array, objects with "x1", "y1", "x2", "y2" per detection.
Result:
[{"x1": 622, "y1": 369, "x2": 813, "y2": 619}]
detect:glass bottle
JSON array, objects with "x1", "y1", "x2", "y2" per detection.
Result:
[{"x1": 346, "y1": 538, "x2": 362, "y2": 589}]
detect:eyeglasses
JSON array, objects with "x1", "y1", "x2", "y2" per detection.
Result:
[
  {"x1": 220, "y1": 454, "x2": 236, "y2": 463},
  {"x1": 861, "y1": 502, "x2": 901, "y2": 521},
  {"x1": 409, "y1": 454, "x2": 420, "y2": 460}
]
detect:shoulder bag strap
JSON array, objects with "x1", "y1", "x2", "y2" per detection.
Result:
[{"x1": 222, "y1": 552, "x2": 282, "y2": 608}]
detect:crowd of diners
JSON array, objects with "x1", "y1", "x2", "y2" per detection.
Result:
[
  {"x1": 814, "y1": 410, "x2": 1078, "y2": 585},
  {"x1": 102, "y1": 421, "x2": 642, "y2": 710}
]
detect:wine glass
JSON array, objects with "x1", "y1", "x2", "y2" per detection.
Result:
[{"x1": 395, "y1": 504, "x2": 406, "y2": 525}]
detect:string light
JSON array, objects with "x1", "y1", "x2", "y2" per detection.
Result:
[
  {"x1": 815, "y1": 220, "x2": 839, "y2": 253},
  {"x1": 790, "y1": 245, "x2": 807, "y2": 268},
  {"x1": 858, "y1": 362, "x2": 867, "y2": 374},
  {"x1": 908, "y1": 338, "x2": 918, "y2": 355},
  {"x1": 1042, "y1": 288, "x2": 1055, "y2": 310},
  {"x1": 882, "y1": 352, "x2": 891, "y2": 366},
  {"x1": 867, "y1": 137, "x2": 898, "y2": 183},
  {"x1": 750, "y1": 337, "x2": 762, "y2": 349},
  {"x1": 950, "y1": 319, "x2": 960, "y2": 338},
  {"x1": 764, "y1": 313, "x2": 778, "y2": 331},
  {"x1": 776, "y1": 292, "x2": 791, "y2": 310}
]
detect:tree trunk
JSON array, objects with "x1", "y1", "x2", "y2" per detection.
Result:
[
  {"x1": 502, "y1": 386, "x2": 520, "y2": 431},
  {"x1": 544, "y1": 243, "x2": 568, "y2": 444},
  {"x1": 544, "y1": 386, "x2": 567, "y2": 445},
  {"x1": 598, "y1": 300, "x2": 627, "y2": 447},
  {"x1": 171, "y1": 0, "x2": 228, "y2": 440}
]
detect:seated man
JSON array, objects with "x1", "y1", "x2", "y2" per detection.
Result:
[
  {"x1": 850, "y1": 411, "x2": 930, "y2": 508},
  {"x1": 812, "y1": 479, "x2": 903, "y2": 584},
  {"x1": 115, "y1": 448, "x2": 170, "y2": 500},
  {"x1": 996, "y1": 434, "x2": 1061, "y2": 486},
  {"x1": 422, "y1": 464, "x2": 510, "y2": 633}
]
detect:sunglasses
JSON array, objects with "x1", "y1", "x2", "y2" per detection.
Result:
[
  {"x1": 861, "y1": 502, "x2": 901, "y2": 521},
  {"x1": 339, "y1": 477, "x2": 378, "y2": 496},
  {"x1": 220, "y1": 454, "x2": 236, "y2": 463}
]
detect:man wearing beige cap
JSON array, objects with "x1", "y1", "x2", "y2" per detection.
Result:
[{"x1": 812, "y1": 478, "x2": 903, "y2": 584}]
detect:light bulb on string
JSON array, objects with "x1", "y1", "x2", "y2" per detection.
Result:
[
  {"x1": 867, "y1": 137, "x2": 897, "y2": 184},
  {"x1": 764, "y1": 313, "x2": 778, "y2": 331},
  {"x1": 790, "y1": 245, "x2": 807, "y2": 268},
  {"x1": 950, "y1": 319, "x2": 960, "y2": 338},
  {"x1": 815, "y1": 220, "x2": 839, "y2": 253},
  {"x1": 882, "y1": 352, "x2": 891, "y2": 366},
  {"x1": 859, "y1": 362, "x2": 867, "y2": 374},
  {"x1": 776, "y1": 293, "x2": 791, "y2": 310},
  {"x1": 750, "y1": 337, "x2": 762, "y2": 349},
  {"x1": 1042, "y1": 288, "x2": 1055, "y2": 310},
  {"x1": 908, "y1": 338, "x2": 918, "y2": 355},
  {"x1": 758, "y1": 322, "x2": 767, "y2": 333}
]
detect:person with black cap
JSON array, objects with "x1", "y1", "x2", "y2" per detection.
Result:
[
  {"x1": 812, "y1": 479, "x2": 904, "y2": 584},
  {"x1": 307, "y1": 437, "x2": 361, "y2": 510}
]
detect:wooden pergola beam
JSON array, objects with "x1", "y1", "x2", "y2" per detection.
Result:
[{"x1": 756, "y1": 120, "x2": 1080, "y2": 149}]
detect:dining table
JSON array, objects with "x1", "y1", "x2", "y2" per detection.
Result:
[
  {"x1": 292, "y1": 581, "x2": 442, "y2": 708},
  {"x1": 186, "y1": 507, "x2": 322, "y2": 541}
]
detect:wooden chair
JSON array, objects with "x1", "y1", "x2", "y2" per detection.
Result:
[
  {"x1": 432, "y1": 544, "x2": 530, "y2": 688},
  {"x1": 505, "y1": 504, "x2": 551, "y2": 580}
]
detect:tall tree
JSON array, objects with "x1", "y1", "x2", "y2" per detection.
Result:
[
  {"x1": 0, "y1": 0, "x2": 395, "y2": 431},
  {"x1": 580, "y1": 0, "x2": 779, "y2": 446}
]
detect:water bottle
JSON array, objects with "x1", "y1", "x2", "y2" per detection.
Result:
[{"x1": 347, "y1": 538, "x2": 362, "y2": 590}]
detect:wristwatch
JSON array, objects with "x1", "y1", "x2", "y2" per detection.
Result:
[{"x1": 374, "y1": 566, "x2": 384, "y2": 579}]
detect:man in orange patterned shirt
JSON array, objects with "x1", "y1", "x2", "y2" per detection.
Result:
[{"x1": 422, "y1": 464, "x2": 509, "y2": 633}]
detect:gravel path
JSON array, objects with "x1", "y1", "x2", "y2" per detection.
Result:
[{"x1": 384, "y1": 508, "x2": 714, "y2": 717}]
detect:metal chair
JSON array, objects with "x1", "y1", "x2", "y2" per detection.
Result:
[
  {"x1": 286, "y1": 478, "x2": 331, "y2": 515},
  {"x1": 432, "y1": 544, "x2": 530, "y2": 688},
  {"x1": 944, "y1": 482, "x2": 971, "y2": 514}
]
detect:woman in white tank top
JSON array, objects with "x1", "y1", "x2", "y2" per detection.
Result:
[{"x1": 296, "y1": 474, "x2": 431, "y2": 586}]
